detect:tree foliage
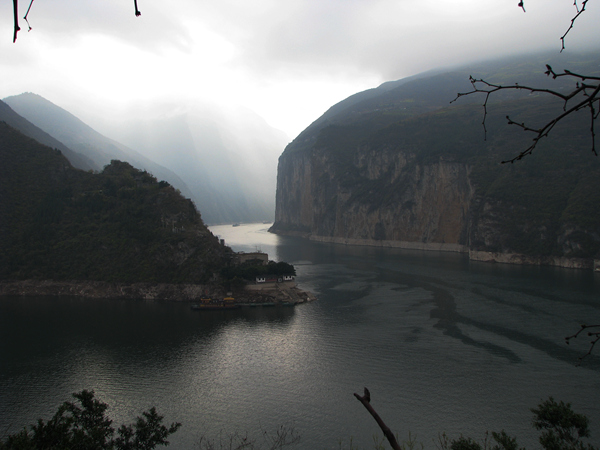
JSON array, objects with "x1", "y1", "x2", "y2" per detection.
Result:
[
  {"x1": 0, "y1": 123, "x2": 231, "y2": 284},
  {"x1": 0, "y1": 390, "x2": 180, "y2": 450},
  {"x1": 221, "y1": 261, "x2": 296, "y2": 285},
  {"x1": 355, "y1": 389, "x2": 598, "y2": 450}
]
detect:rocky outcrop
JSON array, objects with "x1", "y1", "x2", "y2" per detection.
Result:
[
  {"x1": 0, "y1": 280, "x2": 212, "y2": 300},
  {"x1": 0, "y1": 280, "x2": 317, "y2": 304},
  {"x1": 272, "y1": 144, "x2": 473, "y2": 249}
]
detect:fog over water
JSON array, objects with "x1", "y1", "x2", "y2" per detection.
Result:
[{"x1": 1, "y1": 223, "x2": 599, "y2": 449}]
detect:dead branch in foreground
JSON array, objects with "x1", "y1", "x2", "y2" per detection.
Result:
[
  {"x1": 354, "y1": 387, "x2": 402, "y2": 450},
  {"x1": 11, "y1": 0, "x2": 141, "y2": 42},
  {"x1": 451, "y1": 1, "x2": 598, "y2": 163},
  {"x1": 565, "y1": 324, "x2": 600, "y2": 363},
  {"x1": 451, "y1": 68, "x2": 600, "y2": 163}
]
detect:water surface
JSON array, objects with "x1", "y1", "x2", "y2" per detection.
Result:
[{"x1": 1, "y1": 223, "x2": 599, "y2": 449}]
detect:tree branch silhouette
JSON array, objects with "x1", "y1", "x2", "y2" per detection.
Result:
[
  {"x1": 354, "y1": 387, "x2": 402, "y2": 450},
  {"x1": 23, "y1": 0, "x2": 35, "y2": 32},
  {"x1": 451, "y1": 69, "x2": 600, "y2": 163},
  {"x1": 565, "y1": 324, "x2": 600, "y2": 363},
  {"x1": 11, "y1": 0, "x2": 141, "y2": 42},
  {"x1": 451, "y1": 2, "x2": 598, "y2": 163},
  {"x1": 560, "y1": 0, "x2": 588, "y2": 52},
  {"x1": 12, "y1": 0, "x2": 20, "y2": 43}
]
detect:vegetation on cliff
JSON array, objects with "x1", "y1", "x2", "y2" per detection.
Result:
[
  {"x1": 0, "y1": 121, "x2": 231, "y2": 283},
  {"x1": 271, "y1": 53, "x2": 600, "y2": 261}
]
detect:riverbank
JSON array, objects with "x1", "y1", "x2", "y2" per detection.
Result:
[
  {"x1": 0, "y1": 279, "x2": 317, "y2": 304},
  {"x1": 271, "y1": 230, "x2": 599, "y2": 271}
]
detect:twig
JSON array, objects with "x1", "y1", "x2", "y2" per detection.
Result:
[
  {"x1": 134, "y1": 0, "x2": 141, "y2": 16},
  {"x1": 12, "y1": 0, "x2": 20, "y2": 43},
  {"x1": 565, "y1": 324, "x2": 600, "y2": 363},
  {"x1": 561, "y1": 0, "x2": 588, "y2": 52},
  {"x1": 23, "y1": 0, "x2": 35, "y2": 31},
  {"x1": 354, "y1": 387, "x2": 402, "y2": 450},
  {"x1": 450, "y1": 67, "x2": 600, "y2": 162}
]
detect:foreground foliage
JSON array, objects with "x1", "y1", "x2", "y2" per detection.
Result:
[
  {"x1": 0, "y1": 390, "x2": 180, "y2": 449},
  {"x1": 3, "y1": 393, "x2": 596, "y2": 450},
  {"x1": 436, "y1": 398, "x2": 597, "y2": 450},
  {"x1": 354, "y1": 389, "x2": 598, "y2": 450}
]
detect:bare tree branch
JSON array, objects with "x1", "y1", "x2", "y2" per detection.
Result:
[
  {"x1": 12, "y1": 0, "x2": 20, "y2": 43},
  {"x1": 451, "y1": 67, "x2": 600, "y2": 163},
  {"x1": 561, "y1": 0, "x2": 588, "y2": 52},
  {"x1": 23, "y1": 0, "x2": 35, "y2": 32},
  {"x1": 565, "y1": 324, "x2": 600, "y2": 363},
  {"x1": 354, "y1": 387, "x2": 402, "y2": 450},
  {"x1": 12, "y1": 0, "x2": 141, "y2": 42},
  {"x1": 451, "y1": 2, "x2": 598, "y2": 163}
]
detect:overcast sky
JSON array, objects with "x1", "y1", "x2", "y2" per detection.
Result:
[{"x1": 1, "y1": 0, "x2": 599, "y2": 139}]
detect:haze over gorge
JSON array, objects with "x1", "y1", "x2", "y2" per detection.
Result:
[{"x1": 2, "y1": 93, "x2": 287, "y2": 225}]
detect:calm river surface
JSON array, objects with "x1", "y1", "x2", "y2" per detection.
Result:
[{"x1": 1, "y1": 223, "x2": 599, "y2": 449}]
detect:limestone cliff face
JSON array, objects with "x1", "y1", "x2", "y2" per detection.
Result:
[
  {"x1": 270, "y1": 55, "x2": 600, "y2": 266},
  {"x1": 273, "y1": 143, "x2": 473, "y2": 249}
]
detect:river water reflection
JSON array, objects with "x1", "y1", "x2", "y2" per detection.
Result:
[{"x1": 1, "y1": 223, "x2": 599, "y2": 449}]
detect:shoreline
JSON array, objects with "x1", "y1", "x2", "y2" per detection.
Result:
[
  {"x1": 271, "y1": 230, "x2": 599, "y2": 271},
  {"x1": 0, "y1": 279, "x2": 317, "y2": 304}
]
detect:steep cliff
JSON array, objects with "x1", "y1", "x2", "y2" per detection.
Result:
[{"x1": 271, "y1": 53, "x2": 600, "y2": 266}]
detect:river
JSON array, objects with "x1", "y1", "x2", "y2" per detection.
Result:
[{"x1": 1, "y1": 223, "x2": 599, "y2": 449}]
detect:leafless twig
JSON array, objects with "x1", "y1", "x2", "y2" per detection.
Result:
[
  {"x1": 12, "y1": 0, "x2": 20, "y2": 43},
  {"x1": 565, "y1": 324, "x2": 600, "y2": 363},
  {"x1": 354, "y1": 387, "x2": 402, "y2": 450},
  {"x1": 12, "y1": 0, "x2": 141, "y2": 42},
  {"x1": 561, "y1": 0, "x2": 589, "y2": 52},
  {"x1": 23, "y1": 0, "x2": 35, "y2": 31},
  {"x1": 452, "y1": 2, "x2": 598, "y2": 162},
  {"x1": 451, "y1": 67, "x2": 600, "y2": 163}
]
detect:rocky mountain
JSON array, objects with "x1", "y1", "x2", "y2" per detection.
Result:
[
  {"x1": 0, "y1": 121, "x2": 231, "y2": 283},
  {"x1": 270, "y1": 52, "x2": 600, "y2": 267},
  {"x1": 0, "y1": 100, "x2": 95, "y2": 171},
  {"x1": 3, "y1": 93, "x2": 197, "y2": 209},
  {"x1": 3, "y1": 94, "x2": 288, "y2": 225}
]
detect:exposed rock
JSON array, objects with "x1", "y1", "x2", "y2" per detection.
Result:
[
  {"x1": 0, "y1": 280, "x2": 317, "y2": 304},
  {"x1": 270, "y1": 55, "x2": 600, "y2": 270}
]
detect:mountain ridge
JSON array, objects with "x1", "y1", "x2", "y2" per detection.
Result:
[
  {"x1": 0, "y1": 120, "x2": 231, "y2": 283},
  {"x1": 3, "y1": 93, "x2": 288, "y2": 224},
  {"x1": 270, "y1": 52, "x2": 600, "y2": 268}
]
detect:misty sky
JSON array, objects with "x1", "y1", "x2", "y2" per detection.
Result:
[{"x1": 1, "y1": 0, "x2": 599, "y2": 139}]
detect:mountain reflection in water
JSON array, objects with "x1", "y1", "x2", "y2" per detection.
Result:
[{"x1": 1, "y1": 223, "x2": 599, "y2": 449}]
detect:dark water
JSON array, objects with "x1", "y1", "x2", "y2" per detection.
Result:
[{"x1": 1, "y1": 223, "x2": 599, "y2": 449}]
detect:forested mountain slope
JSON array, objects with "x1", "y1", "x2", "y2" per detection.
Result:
[
  {"x1": 0, "y1": 122, "x2": 230, "y2": 283},
  {"x1": 270, "y1": 52, "x2": 600, "y2": 266},
  {"x1": 0, "y1": 100, "x2": 95, "y2": 171}
]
